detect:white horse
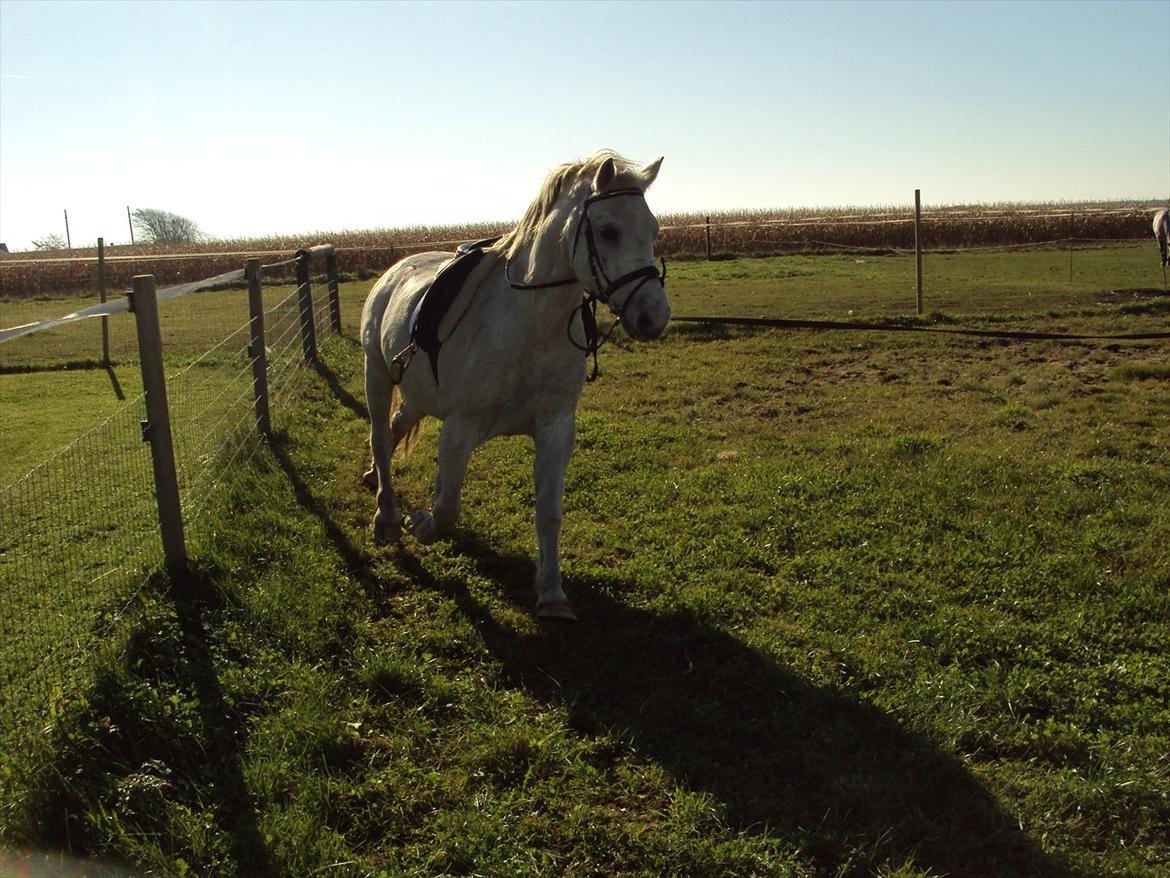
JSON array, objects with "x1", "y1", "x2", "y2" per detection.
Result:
[
  {"x1": 1153, "y1": 208, "x2": 1169, "y2": 270},
  {"x1": 360, "y1": 151, "x2": 671, "y2": 619}
]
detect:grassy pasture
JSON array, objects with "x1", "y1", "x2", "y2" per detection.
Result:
[
  {"x1": 2, "y1": 239, "x2": 1165, "y2": 373},
  {"x1": 2, "y1": 249, "x2": 1169, "y2": 876}
]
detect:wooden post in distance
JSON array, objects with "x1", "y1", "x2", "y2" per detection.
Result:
[
  {"x1": 325, "y1": 246, "x2": 341, "y2": 334},
  {"x1": 295, "y1": 249, "x2": 317, "y2": 363},
  {"x1": 914, "y1": 189, "x2": 923, "y2": 315},
  {"x1": 245, "y1": 258, "x2": 271, "y2": 437},
  {"x1": 98, "y1": 237, "x2": 110, "y2": 365}
]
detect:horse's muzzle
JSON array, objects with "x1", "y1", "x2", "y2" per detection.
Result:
[{"x1": 625, "y1": 288, "x2": 671, "y2": 341}]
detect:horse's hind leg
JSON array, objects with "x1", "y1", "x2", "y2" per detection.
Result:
[
  {"x1": 365, "y1": 362, "x2": 420, "y2": 543},
  {"x1": 408, "y1": 418, "x2": 477, "y2": 544},
  {"x1": 363, "y1": 390, "x2": 420, "y2": 489}
]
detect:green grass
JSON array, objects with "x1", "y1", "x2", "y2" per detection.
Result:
[
  {"x1": 0, "y1": 366, "x2": 146, "y2": 481},
  {"x1": 2, "y1": 250, "x2": 1169, "y2": 876},
  {"x1": 665, "y1": 243, "x2": 1165, "y2": 320},
  {"x1": 4, "y1": 246, "x2": 1164, "y2": 481}
]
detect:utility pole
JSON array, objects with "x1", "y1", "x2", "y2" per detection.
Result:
[
  {"x1": 127, "y1": 205, "x2": 136, "y2": 245},
  {"x1": 64, "y1": 209, "x2": 72, "y2": 249}
]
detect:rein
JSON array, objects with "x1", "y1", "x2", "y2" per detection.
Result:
[{"x1": 505, "y1": 187, "x2": 666, "y2": 381}]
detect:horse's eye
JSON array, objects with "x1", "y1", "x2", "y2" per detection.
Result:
[{"x1": 599, "y1": 226, "x2": 620, "y2": 243}]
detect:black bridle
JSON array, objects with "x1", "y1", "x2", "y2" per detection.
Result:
[{"x1": 505, "y1": 187, "x2": 667, "y2": 380}]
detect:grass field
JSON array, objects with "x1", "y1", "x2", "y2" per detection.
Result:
[
  {"x1": 2, "y1": 243, "x2": 1165, "y2": 483},
  {"x1": 2, "y1": 247, "x2": 1169, "y2": 876},
  {"x1": 2, "y1": 239, "x2": 1165, "y2": 372}
]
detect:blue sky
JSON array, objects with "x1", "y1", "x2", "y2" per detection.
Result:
[{"x1": 1, "y1": 0, "x2": 1167, "y2": 251}]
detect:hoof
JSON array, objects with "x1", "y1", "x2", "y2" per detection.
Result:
[
  {"x1": 536, "y1": 599, "x2": 578, "y2": 621},
  {"x1": 406, "y1": 510, "x2": 437, "y2": 544},
  {"x1": 362, "y1": 468, "x2": 378, "y2": 492},
  {"x1": 373, "y1": 512, "x2": 403, "y2": 544}
]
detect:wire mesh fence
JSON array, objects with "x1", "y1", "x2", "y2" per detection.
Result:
[
  {"x1": 0, "y1": 394, "x2": 160, "y2": 749},
  {"x1": 0, "y1": 249, "x2": 342, "y2": 761}
]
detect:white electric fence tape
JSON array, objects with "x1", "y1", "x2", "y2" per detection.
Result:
[{"x1": 0, "y1": 244, "x2": 335, "y2": 345}]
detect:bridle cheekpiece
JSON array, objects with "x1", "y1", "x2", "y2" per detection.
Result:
[{"x1": 505, "y1": 187, "x2": 666, "y2": 381}]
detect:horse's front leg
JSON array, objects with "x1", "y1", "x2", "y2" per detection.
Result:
[
  {"x1": 533, "y1": 418, "x2": 577, "y2": 620},
  {"x1": 409, "y1": 417, "x2": 477, "y2": 544}
]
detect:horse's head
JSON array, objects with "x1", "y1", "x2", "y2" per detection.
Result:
[{"x1": 570, "y1": 156, "x2": 671, "y2": 341}]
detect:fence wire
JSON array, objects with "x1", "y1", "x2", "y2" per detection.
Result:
[
  {"x1": 0, "y1": 392, "x2": 159, "y2": 748},
  {"x1": 0, "y1": 252, "x2": 341, "y2": 764}
]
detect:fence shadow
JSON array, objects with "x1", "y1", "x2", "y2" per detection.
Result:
[
  {"x1": 312, "y1": 358, "x2": 367, "y2": 421},
  {"x1": 0, "y1": 359, "x2": 127, "y2": 399},
  {"x1": 106, "y1": 364, "x2": 125, "y2": 400},
  {"x1": 0, "y1": 358, "x2": 113, "y2": 375},
  {"x1": 154, "y1": 576, "x2": 278, "y2": 877},
  {"x1": 13, "y1": 570, "x2": 277, "y2": 877},
  {"x1": 269, "y1": 433, "x2": 380, "y2": 595}
]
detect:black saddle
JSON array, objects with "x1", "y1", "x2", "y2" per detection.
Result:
[{"x1": 410, "y1": 235, "x2": 501, "y2": 380}]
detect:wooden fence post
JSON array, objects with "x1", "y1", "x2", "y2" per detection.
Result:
[
  {"x1": 98, "y1": 237, "x2": 110, "y2": 366},
  {"x1": 130, "y1": 274, "x2": 187, "y2": 578},
  {"x1": 295, "y1": 249, "x2": 317, "y2": 363},
  {"x1": 914, "y1": 189, "x2": 924, "y2": 315},
  {"x1": 245, "y1": 258, "x2": 272, "y2": 437},
  {"x1": 325, "y1": 246, "x2": 342, "y2": 334},
  {"x1": 705, "y1": 216, "x2": 712, "y2": 260}
]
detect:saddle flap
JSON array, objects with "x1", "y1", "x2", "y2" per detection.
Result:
[{"x1": 410, "y1": 237, "x2": 502, "y2": 381}]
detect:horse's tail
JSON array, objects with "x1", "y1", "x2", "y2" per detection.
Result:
[{"x1": 391, "y1": 383, "x2": 423, "y2": 458}]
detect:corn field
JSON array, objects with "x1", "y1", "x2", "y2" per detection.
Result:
[{"x1": 1, "y1": 201, "x2": 1162, "y2": 299}]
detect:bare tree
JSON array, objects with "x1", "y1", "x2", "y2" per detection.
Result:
[
  {"x1": 131, "y1": 208, "x2": 202, "y2": 245},
  {"x1": 31, "y1": 233, "x2": 68, "y2": 250}
]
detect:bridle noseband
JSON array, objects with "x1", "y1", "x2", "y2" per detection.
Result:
[{"x1": 505, "y1": 188, "x2": 667, "y2": 380}]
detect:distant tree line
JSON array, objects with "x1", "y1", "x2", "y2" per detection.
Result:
[
  {"x1": 131, "y1": 208, "x2": 202, "y2": 245},
  {"x1": 28, "y1": 208, "x2": 202, "y2": 251},
  {"x1": 30, "y1": 233, "x2": 68, "y2": 251}
]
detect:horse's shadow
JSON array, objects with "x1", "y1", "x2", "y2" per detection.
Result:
[
  {"x1": 385, "y1": 531, "x2": 1079, "y2": 878},
  {"x1": 268, "y1": 417, "x2": 1076, "y2": 877}
]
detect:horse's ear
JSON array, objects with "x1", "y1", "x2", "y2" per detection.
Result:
[
  {"x1": 641, "y1": 156, "x2": 664, "y2": 188},
  {"x1": 593, "y1": 157, "x2": 617, "y2": 192}
]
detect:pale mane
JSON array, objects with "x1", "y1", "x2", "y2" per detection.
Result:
[{"x1": 495, "y1": 150, "x2": 645, "y2": 262}]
